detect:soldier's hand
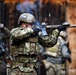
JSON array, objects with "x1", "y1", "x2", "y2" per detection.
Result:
[
  {"x1": 38, "y1": 31, "x2": 49, "y2": 41},
  {"x1": 32, "y1": 27, "x2": 40, "y2": 34},
  {"x1": 26, "y1": 28, "x2": 34, "y2": 33},
  {"x1": 58, "y1": 22, "x2": 70, "y2": 31}
]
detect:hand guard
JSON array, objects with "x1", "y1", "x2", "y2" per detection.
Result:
[{"x1": 58, "y1": 22, "x2": 70, "y2": 31}]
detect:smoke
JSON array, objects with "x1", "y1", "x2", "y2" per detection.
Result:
[{"x1": 16, "y1": 0, "x2": 36, "y2": 15}]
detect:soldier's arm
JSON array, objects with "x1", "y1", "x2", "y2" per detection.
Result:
[
  {"x1": 11, "y1": 27, "x2": 34, "y2": 40},
  {"x1": 38, "y1": 29, "x2": 59, "y2": 47},
  {"x1": 1, "y1": 27, "x2": 11, "y2": 39}
]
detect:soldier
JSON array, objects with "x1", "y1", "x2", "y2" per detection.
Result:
[
  {"x1": 44, "y1": 30, "x2": 70, "y2": 62},
  {"x1": 0, "y1": 23, "x2": 11, "y2": 75},
  {"x1": 59, "y1": 30, "x2": 71, "y2": 61},
  {"x1": 43, "y1": 29, "x2": 71, "y2": 75},
  {"x1": 10, "y1": 13, "x2": 68, "y2": 75}
]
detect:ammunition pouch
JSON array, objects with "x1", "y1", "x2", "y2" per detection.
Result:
[{"x1": 11, "y1": 55, "x2": 37, "y2": 72}]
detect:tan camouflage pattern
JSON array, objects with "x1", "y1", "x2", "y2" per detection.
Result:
[
  {"x1": 10, "y1": 27, "x2": 60, "y2": 74},
  {"x1": 38, "y1": 29, "x2": 59, "y2": 47},
  {"x1": 11, "y1": 27, "x2": 34, "y2": 39},
  {"x1": 10, "y1": 67, "x2": 37, "y2": 75},
  {"x1": 45, "y1": 35, "x2": 65, "y2": 57},
  {"x1": 10, "y1": 27, "x2": 40, "y2": 73},
  {"x1": 10, "y1": 42, "x2": 40, "y2": 55},
  {"x1": 10, "y1": 41, "x2": 40, "y2": 72},
  {"x1": 45, "y1": 40, "x2": 60, "y2": 57}
]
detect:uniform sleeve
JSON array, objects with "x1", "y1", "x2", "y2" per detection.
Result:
[
  {"x1": 38, "y1": 29, "x2": 59, "y2": 47},
  {"x1": 11, "y1": 27, "x2": 34, "y2": 40}
]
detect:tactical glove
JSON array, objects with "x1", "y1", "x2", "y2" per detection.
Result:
[
  {"x1": 58, "y1": 25, "x2": 66, "y2": 31},
  {"x1": 32, "y1": 27, "x2": 40, "y2": 34}
]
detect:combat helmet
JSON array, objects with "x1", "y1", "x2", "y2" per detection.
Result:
[{"x1": 18, "y1": 13, "x2": 36, "y2": 25}]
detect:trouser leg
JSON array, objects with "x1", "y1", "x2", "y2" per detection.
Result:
[{"x1": 0, "y1": 61, "x2": 6, "y2": 75}]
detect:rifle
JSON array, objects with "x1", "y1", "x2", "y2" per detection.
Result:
[
  {"x1": 46, "y1": 24, "x2": 76, "y2": 28},
  {"x1": 34, "y1": 22, "x2": 76, "y2": 37},
  {"x1": 34, "y1": 22, "x2": 71, "y2": 36}
]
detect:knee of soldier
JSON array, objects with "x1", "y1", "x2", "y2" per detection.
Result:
[{"x1": 0, "y1": 61, "x2": 6, "y2": 70}]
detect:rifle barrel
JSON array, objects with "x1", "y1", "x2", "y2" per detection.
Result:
[
  {"x1": 70, "y1": 25, "x2": 76, "y2": 27},
  {"x1": 46, "y1": 25, "x2": 76, "y2": 28}
]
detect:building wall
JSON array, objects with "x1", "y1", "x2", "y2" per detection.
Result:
[{"x1": 66, "y1": 5, "x2": 76, "y2": 75}]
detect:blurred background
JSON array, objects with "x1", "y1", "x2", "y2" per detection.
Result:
[
  {"x1": 0, "y1": 0, "x2": 67, "y2": 30},
  {"x1": 0, "y1": 0, "x2": 76, "y2": 75}
]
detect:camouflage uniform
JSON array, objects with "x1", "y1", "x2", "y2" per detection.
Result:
[
  {"x1": 10, "y1": 25, "x2": 59, "y2": 75},
  {"x1": 43, "y1": 31, "x2": 70, "y2": 75},
  {"x1": 45, "y1": 30, "x2": 70, "y2": 62},
  {"x1": 0, "y1": 27, "x2": 10, "y2": 75}
]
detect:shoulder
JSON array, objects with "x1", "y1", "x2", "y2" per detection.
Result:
[{"x1": 11, "y1": 27, "x2": 20, "y2": 33}]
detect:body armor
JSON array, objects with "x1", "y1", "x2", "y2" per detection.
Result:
[
  {"x1": 10, "y1": 26, "x2": 59, "y2": 74},
  {"x1": 45, "y1": 36, "x2": 64, "y2": 57},
  {"x1": 10, "y1": 36, "x2": 42, "y2": 72}
]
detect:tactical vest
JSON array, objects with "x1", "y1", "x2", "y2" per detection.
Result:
[
  {"x1": 45, "y1": 36, "x2": 64, "y2": 57},
  {"x1": 10, "y1": 37, "x2": 42, "y2": 72}
]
